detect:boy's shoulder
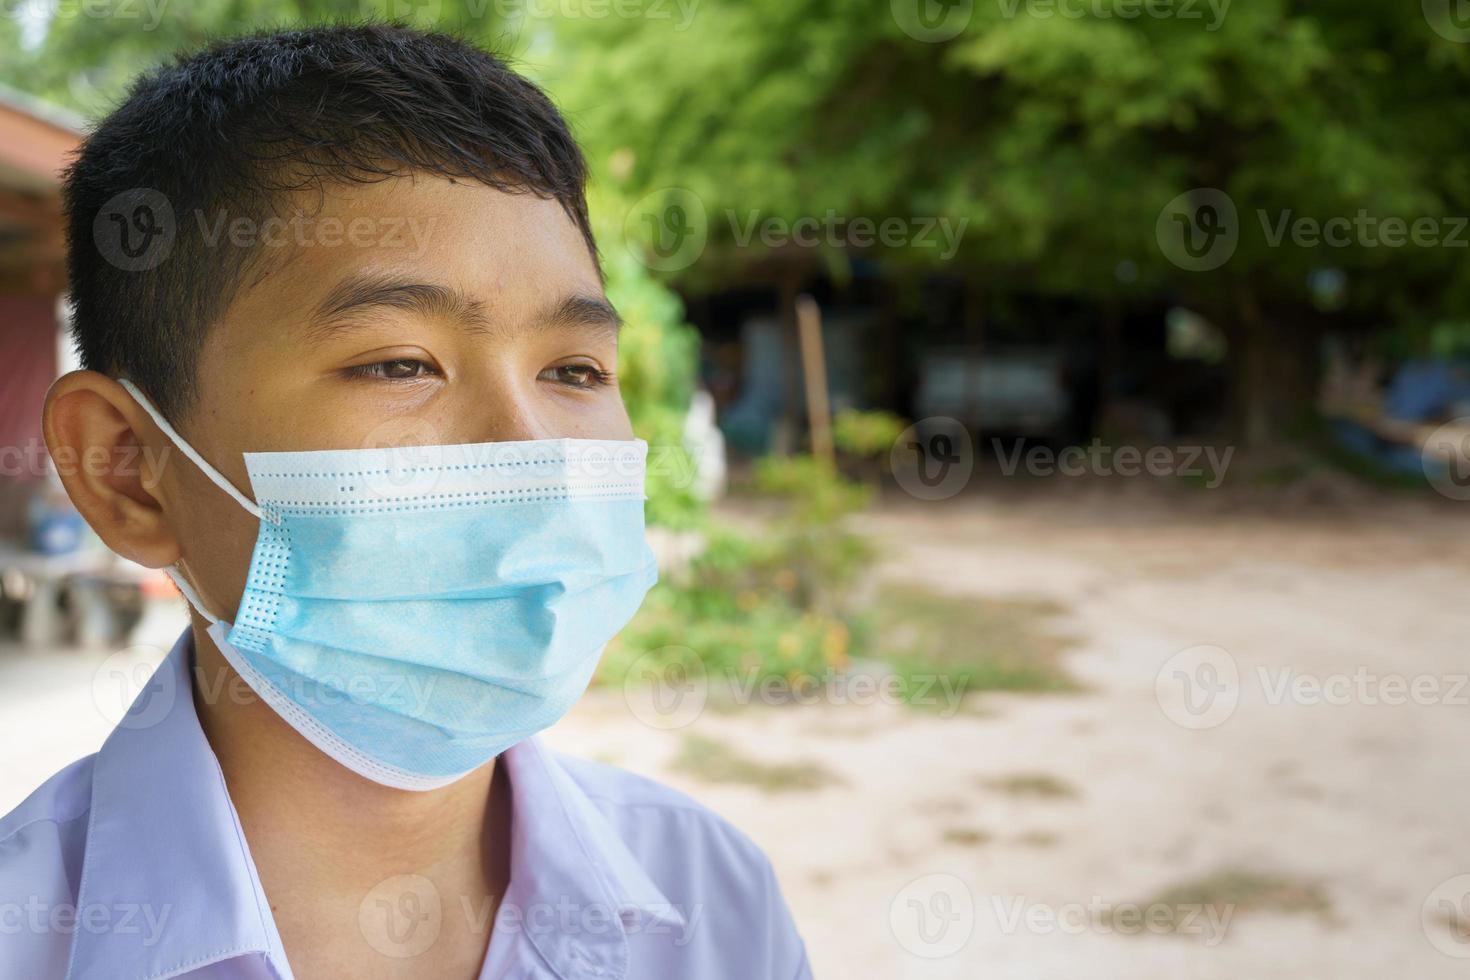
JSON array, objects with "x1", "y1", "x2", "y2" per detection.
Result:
[
  {"x1": 0, "y1": 755, "x2": 99, "y2": 979},
  {"x1": 556, "y1": 750, "x2": 764, "y2": 852},
  {"x1": 552, "y1": 752, "x2": 810, "y2": 979},
  {"x1": 557, "y1": 751, "x2": 708, "y2": 810},
  {"x1": 0, "y1": 752, "x2": 97, "y2": 858}
]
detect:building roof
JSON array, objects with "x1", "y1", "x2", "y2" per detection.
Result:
[
  {"x1": 0, "y1": 83, "x2": 82, "y2": 293},
  {"x1": 0, "y1": 81, "x2": 84, "y2": 192}
]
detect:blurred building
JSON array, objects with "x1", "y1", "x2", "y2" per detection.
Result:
[
  {"x1": 0, "y1": 83, "x2": 81, "y2": 538},
  {"x1": 685, "y1": 263, "x2": 1223, "y2": 457}
]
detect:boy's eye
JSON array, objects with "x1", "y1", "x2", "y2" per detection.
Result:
[
  {"x1": 540, "y1": 364, "x2": 613, "y2": 389},
  {"x1": 347, "y1": 358, "x2": 439, "y2": 381}
]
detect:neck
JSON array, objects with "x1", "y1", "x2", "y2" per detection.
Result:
[{"x1": 187, "y1": 620, "x2": 510, "y2": 976}]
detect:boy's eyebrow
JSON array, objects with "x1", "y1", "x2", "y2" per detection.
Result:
[
  {"x1": 306, "y1": 272, "x2": 621, "y2": 340},
  {"x1": 309, "y1": 273, "x2": 489, "y2": 339},
  {"x1": 546, "y1": 294, "x2": 624, "y2": 333}
]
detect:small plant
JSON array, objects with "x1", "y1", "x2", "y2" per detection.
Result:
[
  {"x1": 601, "y1": 455, "x2": 874, "y2": 692},
  {"x1": 833, "y1": 409, "x2": 907, "y2": 460},
  {"x1": 832, "y1": 409, "x2": 908, "y2": 484},
  {"x1": 751, "y1": 455, "x2": 874, "y2": 614}
]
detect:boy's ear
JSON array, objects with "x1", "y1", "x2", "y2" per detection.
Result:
[{"x1": 43, "y1": 370, "x2": 182, "y2": 569}]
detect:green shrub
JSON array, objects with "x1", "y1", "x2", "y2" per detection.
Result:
[
  {"x1": 602, "y1": 458, "x2": 876, "y2": 689},
  {"x1": 833, "y1": 409, "x2": 907, "y2": 460},
  {"x1": 596, "y1": 201, "x2": 705, "y2": 530}
]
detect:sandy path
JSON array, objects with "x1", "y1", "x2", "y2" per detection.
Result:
[{"x1": 552, "y1": 487, "x2": 1470, "y2": 978}]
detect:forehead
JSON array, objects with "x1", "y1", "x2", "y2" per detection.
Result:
[{"x1": 223, "y1": 174, "x2": 602, "y2": 332}]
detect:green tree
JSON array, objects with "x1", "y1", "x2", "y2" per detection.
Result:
[{"x1": 548, "y1": 0, "x2": 1470, "y2": 444}]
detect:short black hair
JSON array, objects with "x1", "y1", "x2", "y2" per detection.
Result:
[{"x1": 63, "y1": 22, "x2": 594, "y2": 421}]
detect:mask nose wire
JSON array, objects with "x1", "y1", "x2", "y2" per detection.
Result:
[{"x1": 116, "y1": 379, "x2": 267, "y2": 523}]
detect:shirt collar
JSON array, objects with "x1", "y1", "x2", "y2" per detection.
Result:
[
  {"x1": 67, "y1": 629, "x2": 281, "y2": 980},
  {"x1": 67, "y1": 628, "x2": 681, "y2": 980},
  {"x1": 496, "y1": 738, "x2": 686, "y2": 980}
]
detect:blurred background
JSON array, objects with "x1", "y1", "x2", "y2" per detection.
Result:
[{"x1": 2, "y1": 1, "x2": 1470, "y2": 977}]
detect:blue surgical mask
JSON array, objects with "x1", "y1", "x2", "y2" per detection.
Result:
[{"x1": 120, "y1": 380, "x2": 657, "y2": 790}]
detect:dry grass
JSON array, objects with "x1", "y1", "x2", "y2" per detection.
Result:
[
  {"x1": 983, "y1": 771, "x2": 1080, "y2": 800},
  {"x1": 870, "y1": 583, "x2": 1080, "y2": 698},
  {"x1": 1105, "y1": 867, "x2": 1334, "y2": 935},
  {"x1": 673, "y1": 734, "x2": 843, "y2": 793}
]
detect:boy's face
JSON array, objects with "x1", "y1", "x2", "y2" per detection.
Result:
[{"x1": 159, "y1": 173, "x2": 630, "y2": 618}]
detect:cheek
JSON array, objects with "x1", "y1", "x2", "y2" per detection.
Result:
[
  {"x1": 548, "y1": 391, "x2": 635, "y2": 441},
  {"x1": 168, "y1": 464, "x2": 263, "y2": 617}
]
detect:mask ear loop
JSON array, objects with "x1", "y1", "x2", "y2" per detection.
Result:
[
  {"x1": 117, "y1": 378, "x2": 274, "y2": 626},
  {"x1": 163, "y1": 565, "x2": 222, "y2": 627},
  {"x1": 116, "y1": 378, "x2": 270, "y2": 524}
]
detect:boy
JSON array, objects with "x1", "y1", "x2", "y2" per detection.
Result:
[{"x1": 0, "y1": 23, "x2": 810, "y2": 980}]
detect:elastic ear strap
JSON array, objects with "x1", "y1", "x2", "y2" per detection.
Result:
[
  {"x1": 164, "y1": 565, "x2": 221, "y2": 626},
  {"x1": 117, "y1": 378, "x2": 266, "y2": 522}
]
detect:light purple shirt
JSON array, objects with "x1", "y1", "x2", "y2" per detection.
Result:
[{"x1": 0, "y1": 630, "x2": 811, "y2": 979}]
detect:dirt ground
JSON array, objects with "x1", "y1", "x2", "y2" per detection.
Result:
[
  {"x1": 559, "y1": 482, "x2": 1470, "y2": 978},
  {"x1": 4, "y1": 479, "x2": 1469, "y2": 978}
]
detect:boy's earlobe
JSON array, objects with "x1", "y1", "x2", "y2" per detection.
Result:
[{"x1": 42, "y1": 371, "x2": 182, "y2": 569}]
